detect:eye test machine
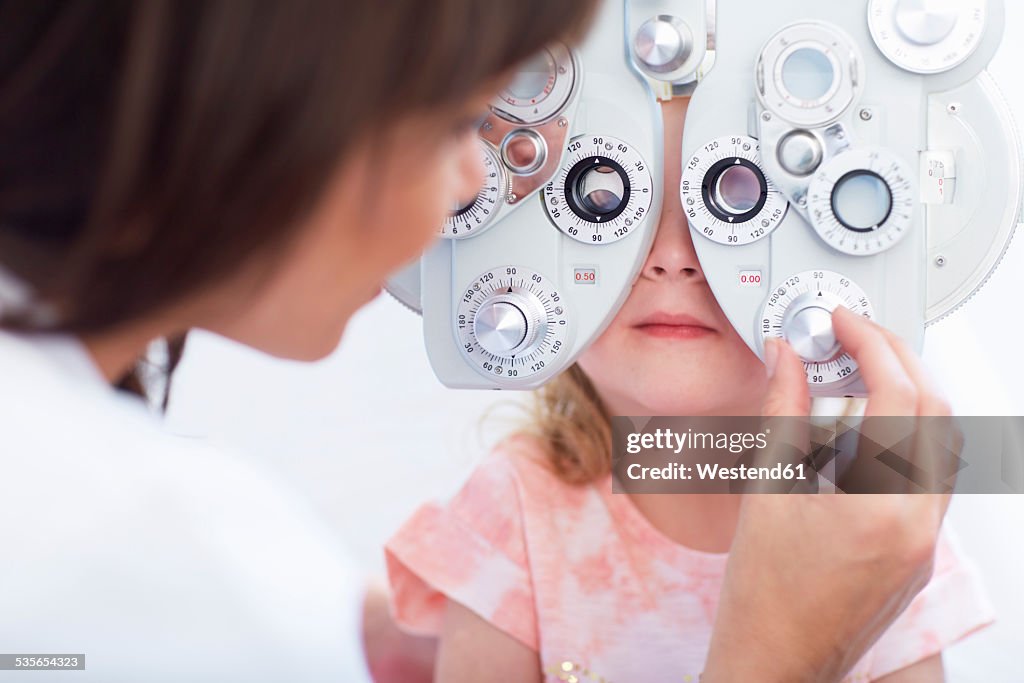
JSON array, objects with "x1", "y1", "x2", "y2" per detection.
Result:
[{"x1": 387, "y1": 0, "x2": 1022, "y2": 398}]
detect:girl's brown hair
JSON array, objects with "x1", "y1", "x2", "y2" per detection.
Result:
[
  {"x1": 518, "y1": 362, "x2": 865, "y2": 486},
  {"x1": 517, "y1": 363, "x2": 614, "y2": 485},
  {"x1": 0, "y1": 0, "x2": 598, "y2": 334}
]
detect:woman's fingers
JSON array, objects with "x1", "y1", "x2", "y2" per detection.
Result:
[
  {"x1": 832, "y1": 305, "x2": 960, "y2": 496},
  {"x1": 760, "y1": 307, "x2": 959, "y2": 494},
  {"x1": 760, "y1": 336, "x2": 811, "y2": 417},
  {"x1": 831, "y1": 305, "x2": 918, "y2": 417},
  {"x1": 758, "y1": 337, "x2": 813, "y2": 491},
  {"x1": 872, "y1": 324, "x2": 952, "y2": 417}
]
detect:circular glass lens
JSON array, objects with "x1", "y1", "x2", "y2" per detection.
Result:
[
  {"x1": 502, "y1": 131, "x2": 543, "y2": 174},
  {"x1": 713, "y1": 164, "x2": 762, "y2": 214},
  {"x1": 576, "y1": 165, "x2": 625, "y2": 215},
  {"x1": 781, "y1": 47, "x2": 835, "y2": 101},
  {"x1": 503, "y1": 51, "x2": 555, "y2": 102},
  {"x1": 832, "y1": 171, "x2": 892, "y2": 230}
]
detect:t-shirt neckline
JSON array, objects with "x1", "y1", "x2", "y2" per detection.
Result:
[{"x1": 598, "y1": 473, "x2": 731, "y2": 575}]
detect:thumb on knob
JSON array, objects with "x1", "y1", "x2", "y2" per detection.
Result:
[{"x1": 761, "y1": 337, "x2": 811, "y2": 417}]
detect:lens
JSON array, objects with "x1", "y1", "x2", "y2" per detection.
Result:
[
  {"x1": 501, "y1": 130, "x2": 545, "y2": 175},
  {"x1": 781, "y1": 47, "x2": 835, "y2": 102},
  {"x1": 576, "y1": 165, "x2": 625, "y2": 215},
  {"x1": 713, "y1": 164, "x2": 762, "y2": 214},
  {"x1": 831, "y1": 171, "x2": 892, "y2": 230},
  {"x1": 503, "y1": 50, "x2": 555, "y2": 102}
]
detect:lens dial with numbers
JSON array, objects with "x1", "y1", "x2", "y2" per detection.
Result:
[
  {"x1": 491, "y1": 43, "x2": 577, "y2": 125},
  {"x1": 807, "y1": 148, "x2": 914, "y2": 255},
  {"x1": 868, "y1": 0, "x2": 986, "y2": 74},
  {"x1": 756, "y1": 22, "x2": 863, "y2": 127},
  {"x1": 441, "y1": 142, "x2": 507, "y2": 239},
  {"x1": 760, "y1": 269, "x2": 875, "y2": 388},
  {"x1": 681, "y1": 135, "x2": 788, "y2": 245},
  {"x1": 456, "y1": 266, "x2": 569, "y2": 382},
  {"x1": 543, "y1": 135, "x2": 654, "y2": 245}
]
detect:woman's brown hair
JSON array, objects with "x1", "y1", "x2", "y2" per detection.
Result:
[{"x1": 0, "y1": 0, "x2": 598, "y2": 397}]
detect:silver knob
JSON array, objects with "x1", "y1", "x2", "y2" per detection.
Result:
[
  {"x1": 777, "y1": 130, "x2": 823, "y2": 177},
  {"x1": 633, "y1": 16, "x2": 693, "y2": 74},
  {"x1": 501, "y1": 129, "x2": 547, "y2": 175},
  {"x1": 780, "y1": 292, "x2": 843, "y2": 363},
  {"x1": 473, "y1": 292, "x2": 545, "y2": 356},
  {"x1": 894, "y1": 0, "x2": 958, "y2": 46}
]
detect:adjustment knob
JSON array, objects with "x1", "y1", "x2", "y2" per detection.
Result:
[
  {"x1": 633, "y1": 16, "x2": 692, "y2": 74},
  {"x1": 781, "y1": 298, "x2": 841, "y2": 363},
  {"x1": 761, "y1": 270, "x2": 874, "y2": 389},
  {"x1": 777, "y1": 130, "x2": 823, "y2": 177},
  {"x1": 894, "y1": 0, "x2": 958, "y2": 46},
  {"x1": 472, "y1": 291, "x2": 545, "y2": 356},
  {"x1": 778, "y1": 290, "x2": 850, "y2": 363},
  {"x1": 457, "y1": 266, "x2": 570, "y2": 384},
  {"x1": 501, "y1": 129, "x2": 546, "y2": 175},
  {"x1": 867, "y1": 0, "x2": 985, "y2": 74}
]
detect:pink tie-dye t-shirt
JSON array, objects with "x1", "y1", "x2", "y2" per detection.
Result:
[{"x1": 385, "y1": 434, "x2": 994, "y2": 682}]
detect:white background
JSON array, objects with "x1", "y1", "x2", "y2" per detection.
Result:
[{"x1": 166, "y1": 7, "x2": 1024, "y2": 681}]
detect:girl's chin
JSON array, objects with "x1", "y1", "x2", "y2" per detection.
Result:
[
  {"x1": 622, "y1": 385, "x2": 722, "y2": 415},
  {"x1": 618, "y1": 374, "x2": 765, "y2": 415}
]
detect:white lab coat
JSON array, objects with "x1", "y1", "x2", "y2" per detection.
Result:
[{"x1": 0, "y1": 331, "x2": 371, "y2": 682}]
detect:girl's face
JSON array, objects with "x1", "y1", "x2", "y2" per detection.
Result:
[
  {"x1": 577, "y1": 98, "x2": 769, "y2": 416},
  {"x1": 209, "y1": 96, "x2": 491, "y2": 362}
]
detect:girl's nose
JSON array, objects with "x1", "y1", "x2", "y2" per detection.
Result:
[{"x1": 641, "y1": 207, "x2": 706, "y2": 282}]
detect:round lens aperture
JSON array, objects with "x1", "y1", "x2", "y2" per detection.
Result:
[
  {"x1": 781, "y1": 46, "x2": 835, "y2": 103},
  {"x1": 491, "y1": 43, "x2": 576, "y2": 125},
  {"x1": 577, "y1": 165, "x2": 626, "y2": 215},
  {"x1": 681, "y1": 135, "x2": 789, "y2": 246},
  {"x1": 545, "y1": 134, "x2": 653, "y2": 245},
  {"x1": 758, "y1": 24, "x2": 862, "y2": 127},
  {"x1": 561, "y1": 155, "x2": 632, "y2": 225},
  {"x1": 805, "y1": 148, "x2": 913, "y2": 255},
  {"x1": 714, "y1": 164, "x2": 763, "y2": 214},
  {"x1": 502, "y1": 50, "x2": 556, "y2": 104},
  {"x1": 700, "y1": 157, "x2": 769, "y2": 224},
  {"x1": 831, "y1": 170, "x2": 893, "y2": 232}
]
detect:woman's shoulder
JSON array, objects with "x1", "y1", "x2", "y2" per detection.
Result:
[{"x1": 0, "y1": 334, "x2": 369, "y2": 680}]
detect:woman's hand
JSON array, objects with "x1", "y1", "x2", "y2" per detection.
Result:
[{"x1": 702, "y1": 305, "x2": 955, "y2": 682}]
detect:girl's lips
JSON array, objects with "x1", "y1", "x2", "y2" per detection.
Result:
[
  {"x1": 634, "y1": 323, "x2": 715, "y2": 339},
  {"x1": 632, "y1": 311, "x2": 717, "y2": 339}
]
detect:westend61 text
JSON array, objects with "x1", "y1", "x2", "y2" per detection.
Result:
[{"x1": 626, "y1": 462, "x2": 809, "y2": 481}]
